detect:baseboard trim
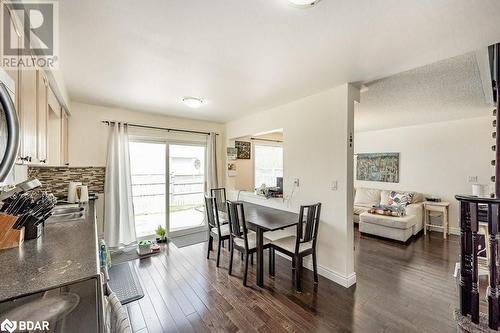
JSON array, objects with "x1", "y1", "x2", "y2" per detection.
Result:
[{"x1": 275, "y1": 252, "x2": 356, "y2": 288}]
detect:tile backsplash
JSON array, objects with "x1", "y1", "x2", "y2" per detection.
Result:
[{"x1": 28, "y1": 166, "x2": 106, "y2": 199}]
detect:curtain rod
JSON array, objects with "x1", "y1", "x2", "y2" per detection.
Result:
[
  {"x1": 101, "y1": 120, "x2": 219, "y2": 136},
  {"x1": 250, "y1": 137, "x2": 283, "y2": 143}
]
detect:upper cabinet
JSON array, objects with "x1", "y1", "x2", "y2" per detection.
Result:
[
  {"x1": 36, "y1": 70, "x2": 48, "y2": 163},
  {"x1": 2, "y1": 4, "x2": 70, "y2": 167},
  {"x1": 19, "y1": 68, "x2": 37, "y2": 163},
  {"x1": 61, "y1": 110, "x2": 69, "y2": 166}
]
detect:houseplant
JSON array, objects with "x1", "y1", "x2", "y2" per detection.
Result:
[{"x1": 155, "y1": 225, "x2": 167, "y2": 243}]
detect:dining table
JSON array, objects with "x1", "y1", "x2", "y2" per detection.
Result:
[{"x1": 237, "y1": 201, "x2": 299, "y2": 287}]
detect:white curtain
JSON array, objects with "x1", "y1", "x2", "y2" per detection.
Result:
[
  {"x1": 104, "y1": 123, "x2": 136, "y2": 248},
  {"x1": 206, "y1": 132, "x2": 218, "y2": 192}
]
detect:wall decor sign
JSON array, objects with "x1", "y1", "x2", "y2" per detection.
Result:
[
  {"x1": 235, "y1": 141, "x2": 251, "y2": 159},
  {"x1": 227, "y1": 147, "x2": 237, "y2": 160},
  {"x1": 356, "y1": 153, "x2": 399, "y2": 183}
]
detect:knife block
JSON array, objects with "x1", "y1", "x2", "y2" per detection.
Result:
[{"x1": 0, "y1": 213, "x2": 24, "y2": 250}]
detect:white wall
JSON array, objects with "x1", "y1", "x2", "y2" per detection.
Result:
[
  {"x1": 354, "y1": 116, "x2": 492, "y2": 234},
  {"x1": 68, "y1": 102, "x2": 225, "y2": 177},
  {"x1": 226, "y1": 84, "x2": 359, "y2": 287}
]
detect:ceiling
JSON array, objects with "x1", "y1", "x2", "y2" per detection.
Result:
[
  {"x1": 59, "y1": 0, "x2": 500, "y2": 122},
  {"x1": 355, "y1": 52, "x2": 492, "y2": 132}
]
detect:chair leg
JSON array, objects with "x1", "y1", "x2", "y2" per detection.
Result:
[
  {"x1": 295, "y1": 256, "x2": 303, "y2": 292},
  {"x1": 229, "y1": 242, "x2": 234, "y2": 275},
  {"x1": 207, "y1": 236, "x2": 213, "y2": 259},
  {"x1": 292, "y1": 256, "x2": 296, "y2": 270},
  {"x1": 312, "y1": 251, "x2": 318, "y2": 284},
  {"x1": 241, "y1": 253, "x2": 244, "y2": 261},
  {"x1": 269, "y1": 248, "x2": 275, "y2": 277},
  {"x1": 216, "y1": 239, "x2": 222, "y2": 267},
  {"x1": 221, "y1": 240, "x2": 225, "y2": 248},
  {"x1": 243, "y1": 252, "x2": 249, "y2": 286},
  {"x1": 250, "y1": 253, "x2": 254, "y2": 265}
]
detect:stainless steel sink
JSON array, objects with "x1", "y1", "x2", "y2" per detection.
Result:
[
  {"x1": 46, "y1": 206, "x2": 85, "y2": 223},
  {"x1": 52, "y1": 206, "x2": 84, "y2": 215}
]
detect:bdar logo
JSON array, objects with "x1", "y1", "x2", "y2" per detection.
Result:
[{"x1": 0, "y1": 319, "x2": 16, "y2": 333}]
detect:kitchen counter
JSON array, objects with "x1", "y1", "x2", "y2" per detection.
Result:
[{"x1": 0, "y1": 200, "x2": 100, "y2": 302}]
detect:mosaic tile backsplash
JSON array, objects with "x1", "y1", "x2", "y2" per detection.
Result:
[{"x1": 28, "y1": 166, "x2": 106, "y2": 199}]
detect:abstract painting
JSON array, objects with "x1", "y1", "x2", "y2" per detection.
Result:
[
  {"x1": 356, "y1": 153, "x2": 399, "y2": 183},
  {"x1": 235, "y1": 141, "x2": 251, "y2": 159}
]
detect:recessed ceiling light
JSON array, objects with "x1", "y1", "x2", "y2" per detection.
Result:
[
  {"x1": 288, "y1": 0, "x2": 321, "y2": 7},
  {"x1": 182, "y1": 97, "x2": 204, "y2": 108}
]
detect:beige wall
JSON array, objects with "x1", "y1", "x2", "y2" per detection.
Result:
[
  {"x1": 225, "y1": 84, "x2": 359, "y2": 287},
  {"x1": 354, "y1": 116, "x2": 492, "y2": 234}
]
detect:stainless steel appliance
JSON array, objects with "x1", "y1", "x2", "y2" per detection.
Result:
[
  {"x1": 0, "y1": 69, "x2": 20, "y2": 183},
  {"x1": 0, "y1": 279, "x2": 101, "y2": 332}
]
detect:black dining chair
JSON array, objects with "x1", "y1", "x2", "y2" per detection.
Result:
[
  {"x1": 210, "y1": 188, "x2": 227, "y2": 207},
  {"x1": 227, "y1": 201, "x2": 270, "y2": 286},
  {"x1": 205, "y1": 196, "x2": 230, "y2": 267},
  {"x1": 270, "y1": 203, "x2": 322, "y2": 292}
]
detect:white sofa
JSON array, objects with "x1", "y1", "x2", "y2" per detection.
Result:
[{"x1": 354, "y1": 188, "x2": 424, "y2": 242}]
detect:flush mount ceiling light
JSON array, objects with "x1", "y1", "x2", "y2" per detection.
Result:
[
  {"x1": 182, "y1": 97, "x2": 204, "y2": 108},
  {"x1": 287, "y1": 0, "x2": 321, "y2": 7}
]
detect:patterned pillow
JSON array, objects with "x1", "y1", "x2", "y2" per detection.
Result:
[{"x1": 386, "y1": 191, "x2": 414, "y2": 207}]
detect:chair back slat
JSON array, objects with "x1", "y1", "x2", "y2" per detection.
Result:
[
  {"x1": 205, "y1": 196, "x2": 221, "y2": 232},
  {"x1": 211, "y1": 188, "x2": 227, "y2": 207},
  {"x1": 226, "y1": 201, "x2": 250, "y2": 250},
  {"x1": 296, "y1": 203, "x2": 321, "y2": 252}
]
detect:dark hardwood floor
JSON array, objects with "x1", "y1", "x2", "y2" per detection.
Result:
[{"x1": 125, "y1": 227, "x2": 461, "y2": 332}]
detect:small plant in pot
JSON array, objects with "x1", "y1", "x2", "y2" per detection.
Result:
[{"x1": 155, "y1": 225, "x2": 167, "y2": 243}]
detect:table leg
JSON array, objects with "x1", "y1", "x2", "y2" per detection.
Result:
[
  {"x1": 424, "y1": 208, "x2": 428, "y2": 235},
  {"x1": 256, "y1": 227, "x2": 264, "y2": 287},
  {"x1": 444, "y1": 207, "x2": 449, "y2": 239}
]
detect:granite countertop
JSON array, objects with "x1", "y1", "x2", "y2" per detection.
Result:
[{"x1": 0, "y1": 201, "x2": 100, "y2": 302}]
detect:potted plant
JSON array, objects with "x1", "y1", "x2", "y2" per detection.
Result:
[{"x1": 155, "y1": 225, "x2": 167, "y2": 243}]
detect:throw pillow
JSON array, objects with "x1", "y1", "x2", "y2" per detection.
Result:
[{"x1": 387, "y1": 191, "x2": 415, "y2": 207}]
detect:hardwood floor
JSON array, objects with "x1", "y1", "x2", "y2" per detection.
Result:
[{"x1": 125, "y1": 227, "x2": 461, "y2": 332}]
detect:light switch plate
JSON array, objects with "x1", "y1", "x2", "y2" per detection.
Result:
[
  {"x1": 294, "y1": 178, "x2": 300, "y2": 187},
  {"x1": 331, "y1": 180, "x2": 338, "y2": 191},
  {"x1": 468, "y1": 176, "x2": 478, "y2": 183}
]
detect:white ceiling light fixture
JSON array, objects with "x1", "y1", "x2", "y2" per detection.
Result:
[
  {"x1": 287, "y1": 0, "x2": 321, "y2": 8},
  {"x1": 182, "y1": 96, "x2": 204, "y2": 108}
]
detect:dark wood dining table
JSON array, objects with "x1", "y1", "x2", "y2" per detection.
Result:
[{"x1": 239, "y1": 201, "x2": 299, "y2": 287}]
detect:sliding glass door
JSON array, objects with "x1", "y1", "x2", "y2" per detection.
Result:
[
  {"x1": 129, "y1": 140, "x2": 207, "y2": 239},
  {"x1": 129, "y1": 141, "x2": 166, "y2": 238},
  {"x1": 168, "y1": 144, "x2": 206, "y2": 236}
]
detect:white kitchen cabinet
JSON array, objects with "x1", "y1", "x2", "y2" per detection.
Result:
[
  {"x1": 36, "y1": 70, "x2": 48, "y2": 163},
  {"x1": 19, "y1": 68, "x2": 37, "y2": 163}
]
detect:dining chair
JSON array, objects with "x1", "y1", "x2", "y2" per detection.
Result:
[
  {"x1": 210, "y1": 188, "x2": 227, "y2": 207},
  {"x1": 226, "y1": 201, "x2": 270, "y2": 286},
  {"x1": 270, "y1": 203, "x2": 322, "y2": 292},
  {"x1": 205, "y1": 195, "x2": 230, "y2": 267}
]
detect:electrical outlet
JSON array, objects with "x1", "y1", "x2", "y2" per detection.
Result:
[
  {"x1": 294, "y1": 178, "x2": 300, "y2": 187},
  {"x1": 468, "y1": 176, "x2": 478, "y2": 183},
  {"x1": 331, "y1": 180, "x2": 338, "y2": 191}
]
